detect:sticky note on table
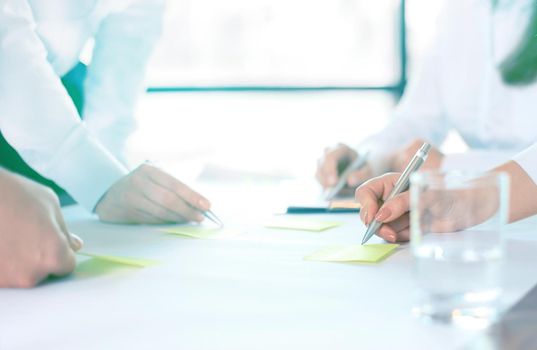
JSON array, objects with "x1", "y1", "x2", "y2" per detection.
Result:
[
  {"x1": 78, "y1": 252, "x2": 159, "y2": 268},
  {"x1": 264, "y1": 218, "x2": 342, "y2": 232},
  {"x1": 161, "y1": 226, "x2": 241, "y2": 239},
  {"x1": 304, "y1": 244, "x2": 399, "y2": 263}
]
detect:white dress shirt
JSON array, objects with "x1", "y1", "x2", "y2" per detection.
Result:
[
  {"x1": 362, "y1": 0, "x2": 537, "y2": 180},
  {"x1": 0, "y1": 0, "x2": 164, "y2": 210}
]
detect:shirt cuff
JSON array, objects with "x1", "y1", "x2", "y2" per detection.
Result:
[
  {"x1": 513, "y1": 143, "x2": 537, "y2": 185},
  {"x1": 43, "y1": 124, "x2": 128, "y2": 211}
]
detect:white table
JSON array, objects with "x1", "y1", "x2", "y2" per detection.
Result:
[{"x1": 1, "y1": 181, "x2": 537, "y2": 350}]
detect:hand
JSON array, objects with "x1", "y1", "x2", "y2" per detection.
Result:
[
  {"x1": 391, "y1": 139, "x2": 444, "y2": 173},
  {"x1": 95, "y1": 164, "x2": 211, "y2": 224},
  {"x1": 0, "y1": 170, "x2": 83, "y2": 288},
  {"x1": 356, "y1": 172, "x2": 501, "y2": 243},
  {"x1": 316, "y1": 143, "x2": 372, "y2": 190},
  {"x1": 355, "y1": 173, "x2": 410, "y2": 243}
]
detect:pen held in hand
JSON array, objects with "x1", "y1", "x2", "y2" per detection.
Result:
[
  {"x1": 361, "y1": 143, "x2": 431, "y2": 245},
  {"x1": 202, "y1": 209, "x2": 224, "y2": 227},
  {"x1": 324, "y1": 151, "x2": 370, "y2": 201}
]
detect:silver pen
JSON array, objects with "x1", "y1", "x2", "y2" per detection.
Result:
[
  {"x1": 361, "y1": 143, "x2": 431, "y2": 245},
  {"x1": 202, "y1": 209, "x2": 224, "y2": 227},
  {"x1": 324, "y1": 150, "x2": 370, "y2": 201}
]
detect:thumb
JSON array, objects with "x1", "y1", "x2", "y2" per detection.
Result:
[{"x1": 68, "y1": 233, "x2": 84, "y2": 252}]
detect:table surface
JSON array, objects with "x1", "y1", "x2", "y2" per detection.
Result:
[{"x1": 1, "y1": 180, "x2": 536, "y2": 350}]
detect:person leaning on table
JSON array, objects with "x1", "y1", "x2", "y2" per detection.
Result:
[
  {"x1": 316, "y1": 0, "x2": 537, "y2": 190},
  {"x1": 0, "y1": 0, "x2": 211, "y2": 224},
  {"x1": 0, "y1": 169, "x2": 82, "y2": 288},
  {"x1": 354, "y1": 143, "x2": 537, "y2": 243}
]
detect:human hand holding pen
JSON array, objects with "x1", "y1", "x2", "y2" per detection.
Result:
[
  {"x1": 95, "y1": 164, "x2": 213, "y2": 224},
  {"x1": 357, "y1": 142, "x2": 431, "y2": 244},
  {"x1": 316, "y1": 144, "x2": 373, "y2": 193},
  {"x1": 356, "y1": 172, "x2": 411, "y2": 243}
]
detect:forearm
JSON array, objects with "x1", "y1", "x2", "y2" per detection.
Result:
[
  {"x1": 0, "y1": 1, "x2": 128, "y2": 211},
  {"x1": 493, "y1": 160, "x2": 537, "y2": 222},
  {"x1": 83, "y1": 0, "x2": 165, "y2": 163}
]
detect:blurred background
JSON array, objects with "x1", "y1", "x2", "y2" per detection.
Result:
[{"x1": 125, "y1": 0, "x2": 455, "y2": 182}]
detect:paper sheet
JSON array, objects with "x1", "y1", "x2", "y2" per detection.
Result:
[
  {"x1": 304, "y1": 244, "x2": 399, "y2": 263},
  {"x1": 77, "y1": 252, "x2": 159, "y2": 268},
  {"x1": 161, "y1": 226, "x2": 241, "y2": 239},
  {"x1": 264, "y1": 218, "x2": 342, "y2": 232}
]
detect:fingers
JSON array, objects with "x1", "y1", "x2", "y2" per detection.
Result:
[
  {"x1": 131, "y1": 207, "x2": 174, "y2": 224},
  {"x1": 52, "y1": 204, "x2": 83, "y2": 251},
  {"x1": 374, "y1": 191, "x2": 411, "y2": 224},
  {"x1": 375, "y1": 213, "x2": 411, "y2": 242},
  {"x1": 316, "y1": 154, "x2": 339, "y2": 188},
  {"x1": 316, "y1": 145, "x2": 356, "y2": 188},
  {"x1": 139, "y1": 178, "x2": 203, "y2": 223},
  {"x1": 128, "y1": 189, "x2": 194, "y2": 224},
  {"x1": 95, "y1": 164, "x2": 211, "y2": 225},
  {"x1": 68, "y1": 233, "x2": 84, "y2": 252},
  {"x1": 356, "y1": 173, "x2": 397, "y2": 224},
  {"x1": 143, "y1": 165, "x2": 210, "y2": 212}
]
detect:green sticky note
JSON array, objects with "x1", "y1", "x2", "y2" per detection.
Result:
[
  {"x1": 264, "y1": 218, "x2": 342, "y2": 232},
  {"x1": 304, "y1": 244, "x2": 399, "y2": 263},
  {"x1": 161, "y1": 226, "x2": 241, "y2": 239},
  {"x1": 74, "y1": 258, "x2": 127, "y2": 278},
  {"x1": 77, "y1": 252, "x2": 159, "y2": 268}
]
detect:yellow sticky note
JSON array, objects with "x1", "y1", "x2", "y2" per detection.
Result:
[
  {"x1": 329, "y1": 200, "x2": 362, "y2": 210},
  {"x1": 77, "y1": 252, "x2": 159, "y2": 268},
  {"x1": 161, "y1": 226, "x2": 241, "y2": 239},
  {"x1": 74, "y1": 258, "x2": 126, "y2": 278},
  {"x1": 265, "y1": 218, "x2": 342, "y2": 232},
  {"x1": 304, "y1": 244, "x2": 399, "y2": 263}
]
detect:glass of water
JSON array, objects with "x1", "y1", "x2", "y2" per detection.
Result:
[{"x1": 410, "y1": 171, "x2": 509, "y2": 328}]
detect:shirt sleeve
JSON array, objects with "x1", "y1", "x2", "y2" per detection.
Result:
[
  {"x1": 82, "y1": 0, "x2": 165, "y2": 166},
  {"x1": 513, "y1": 142, "x2": 537, "y2": 185},
  {"x1": 358, "y1": 5, "x2": 452, "y2": 175},
  {"x1": 0, "y1": 0, "x2": 128, "y2": 211}
]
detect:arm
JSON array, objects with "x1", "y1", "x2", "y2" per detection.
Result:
[
  {"x1": 506, "y1": 144, "x2": 537, "y2": 221},
  {"x1": 83, "y1": 0, "x2": 165, "y2": 165},
  {"x1": 0, "y1": 0, "x2": 128, "y2": 211},
  {"x1": 0, "y1": 0, "x2": 214, "y2": 225},
  {"x1": 355, "y1": 145, "x2": 537, "y2": 242}
]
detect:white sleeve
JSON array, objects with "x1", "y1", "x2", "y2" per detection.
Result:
[
  {"x1": 82, "y1": 0, "x2": 165, "y2": 166},
  {"x1": 513, "y1": 142, "x2": 537, "y2": 185},
  {"x1": 359, "y1": 8, "x2": 451, "y2": 175},
  {"x1": 0, "y1": 0, "x2": 128, "y2": 211}
]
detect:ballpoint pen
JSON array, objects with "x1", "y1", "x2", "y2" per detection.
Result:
[
  {"x1": 361, "y1": 143, "x2": 431, "y2": 245},
  {"x1": 324, "y1": 150, "x2": 370, "y2": 201},
  {"x1": 202, "y1": 209, "x2": 224, "y2": 227}
]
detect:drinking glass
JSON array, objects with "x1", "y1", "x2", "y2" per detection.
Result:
[{"x1": 410, "y1": 171, "x2": 509, "y2": 328}]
